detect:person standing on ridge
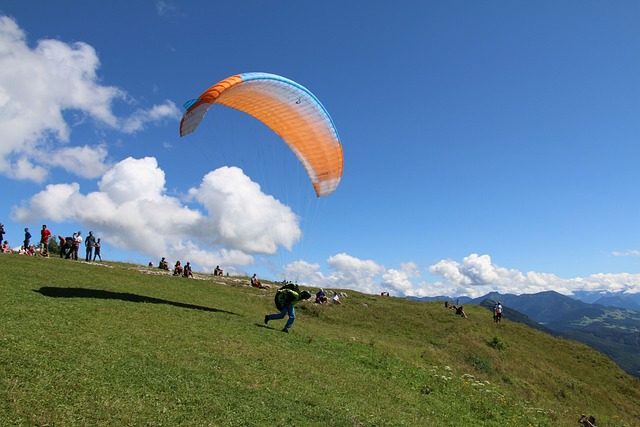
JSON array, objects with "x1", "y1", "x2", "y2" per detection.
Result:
[
  {"x1": 72, "y1": 231, "x2": 82, "y2": 261},
  {"x1": 23, "y1": 227, "x2": 32, "y2": 249},
  {"x1": 93, "y1": 238, "x2": 102, "y2": 261},
  {"x1": 264, "y1": 285, "x2": 312, "y2": 333},
  {"x1": 39, "y1": 225, "x2": 52, "y2": 256},
  {"x1": 85, "y1": 231, "x2": 96, "y2": 262},
  {"x1": 494, "y1": 302, "x2": 503, "y2": 324}
]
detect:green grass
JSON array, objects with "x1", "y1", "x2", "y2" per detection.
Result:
[{"x1": 1, "y1": 254, "x2": 639, "y2": 426}]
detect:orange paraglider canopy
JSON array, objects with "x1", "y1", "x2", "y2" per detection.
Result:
[{"x1": 180, "y1": 72, "x2": 343, "y2": 197}]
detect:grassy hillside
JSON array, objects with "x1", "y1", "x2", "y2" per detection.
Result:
[
  {"x1": 473, "y1": 292, "x2": 640, "y2": 378},
  {"x1": 1, "y1": 255, "x2": 639, "y2": 426}
]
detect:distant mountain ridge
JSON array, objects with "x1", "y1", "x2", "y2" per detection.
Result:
[
  {"x1": 571, "y1": 290, "x2": 640, "y2": 311},
  {"x1": 592, "y1": 294, "x2": 640, "y2": 312},
  {"x1": 411, "y1": 290, "x2": 640, "y2": 312}
]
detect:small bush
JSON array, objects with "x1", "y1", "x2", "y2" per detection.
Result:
[
  {"x1": 468, "y1": 355, "x2": 493, "y2": 374},
  {"x1": 488, "y1": 336, "x2": 507, "y2": 351}
]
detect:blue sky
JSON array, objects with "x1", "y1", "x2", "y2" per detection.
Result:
[{"x1": 0, "y1": 1, "x2": 638, "y2": 298}]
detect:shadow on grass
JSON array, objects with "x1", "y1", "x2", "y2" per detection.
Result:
[
  {"x1": 34, "y1": 286, "x2": 240, "y2": 316},
  {"x1": 255, "y1": 323, "x2": 288, "y2": 333}
]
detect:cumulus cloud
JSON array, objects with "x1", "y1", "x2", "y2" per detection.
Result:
[
  {"x1": 427, "y1": 253, "x2": 640, "y2": 298},
  {"x1": 121, "y1": 101, "x2": 181, "y2": 134},
  {"x1": 39, "y1": 145, "x2": 110, "y2": 179},
  {"x1": 285, "y1": 252, "x2": 640, "y2": 299},
  {"x1": 189, "y1": 167, "x2": 301, "y2": 254},
  {"x1": 369, "y1": 261, "x2": 420, "y2": 296},
  {"x1": 0, "y1": 15, "x2": 180, "y2": 182},
  {"x1": 11, "y1": 157, "x2": 300, "y2": 271},
  {"x1": 285, "y1": 254, "x2": 387, "y2": 295}
]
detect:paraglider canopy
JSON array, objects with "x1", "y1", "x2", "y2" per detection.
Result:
[{"x1": 180, "y1": 72, "x2": 343, "y2": 197}]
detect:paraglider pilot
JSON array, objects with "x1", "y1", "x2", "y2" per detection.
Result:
[{"x1": 265, "y1": 287, "x2": 312, "y2": 333}]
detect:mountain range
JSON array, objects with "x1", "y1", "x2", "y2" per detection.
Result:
[{"x1": 410, "y1": 290, "x2": 640, "y2": 378}]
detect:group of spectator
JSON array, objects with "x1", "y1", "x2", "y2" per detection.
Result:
[
  {"x1": 157, "y1": 257, "x2": 194, "y2": 278},
  {"x1": 172, "y1": 260, "x2": 193, "y2": 278},
  {"x1": 444, "y1": 300, "x2": 468, "y2": 318},
  {"x1": 156, "y1": 259, "x2": 233, "y2": 280},
  {"x1": 0, "y1": 222, "x2": 103, "y2": 261},
  {"x1": 58, "y1": 230, "x2": 102, "y2": 261},
  {"x1": 17, "y1": 245, "x2": 37, "y2": 256},
  {"x1": 314, "y1": 288, "x2": 345, "y2": 305}
]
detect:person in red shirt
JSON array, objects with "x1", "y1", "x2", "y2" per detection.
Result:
[{"x1": 40, "y1": 225, "x2": 52, "y2": 257}]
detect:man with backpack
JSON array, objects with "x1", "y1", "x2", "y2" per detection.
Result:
[
  {"x1": 494, "y1": 302, "x2": 503, "y2": 323},
  {"x1": 264, "y1": 283, "x2": 312, "y2": 333}
]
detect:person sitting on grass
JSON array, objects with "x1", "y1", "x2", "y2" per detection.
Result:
[
  {"x1": 1, "y1": 240, "x2": 11, "y2": 253},
  {"x1": 332, "y1": 292, "x2": 343, "y2": 305},
  {"x1": 455, "y1": 305, "x2": 468, "y2": 318},
  {"x1": 578, "y1": 414, "x2": 596, "y2": 427},
  {"x1": 183, "y1": 262, "x2": 194, "y2": 278},
  {"x1": 159, "y1": 257, "x2": 169, "y2": 270},
  {"x1": 315, "y1": 288, "x2": 328, "y2": 304},
  {"x1": 173, "y1": 261, "x2": 183, "y2": 276},
  {"x1": 250, "y1": 273, "x2": 270, "y2": 289}
]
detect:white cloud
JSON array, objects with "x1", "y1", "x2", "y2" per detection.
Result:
[
  {"x1": 188, "y1": 166, "x2": 301, "y2": 254},
  {"x1": 121, "y1": 101, "x2": 181, "y2": 133},
  {"x1": 429, "y1": 254, "x2": 531, "y2": 295},
  {"x1": 11, "y1": 157, "x2": 300, "y2": 272},
  {"x1": 10, "y1": 157, "x2": 48, "y2": 182},
  {"x1": 0, "y1": 15, "x2": 179, "y2": 182},
  {"x1": 380, "y1": 261, "x2": 422, "y2": 295},
  {"x1": 612, "y1": 250, "x2": 640, "y2": 257},
  {"x1": 40, "y1": 145, "x2": 110, "y2": 179},
  {"x1": 156, "y1": 1, "x2": 177, "y2": 17},
  {"x1": 284, "y1": 259, "x2": 324, "y2": 284},
  {"x1": 286, "y1": 253, "x2": 386, "y2": 294},
  {"x1": 284, "y1": 252, "x2": 640, "y2": 299},
  {"x1": 426, "y1": 253, "x2": 640, "y2": 298},
  {"x1": 323, "y1": 253, "x2": 386, "y2": 294}
]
